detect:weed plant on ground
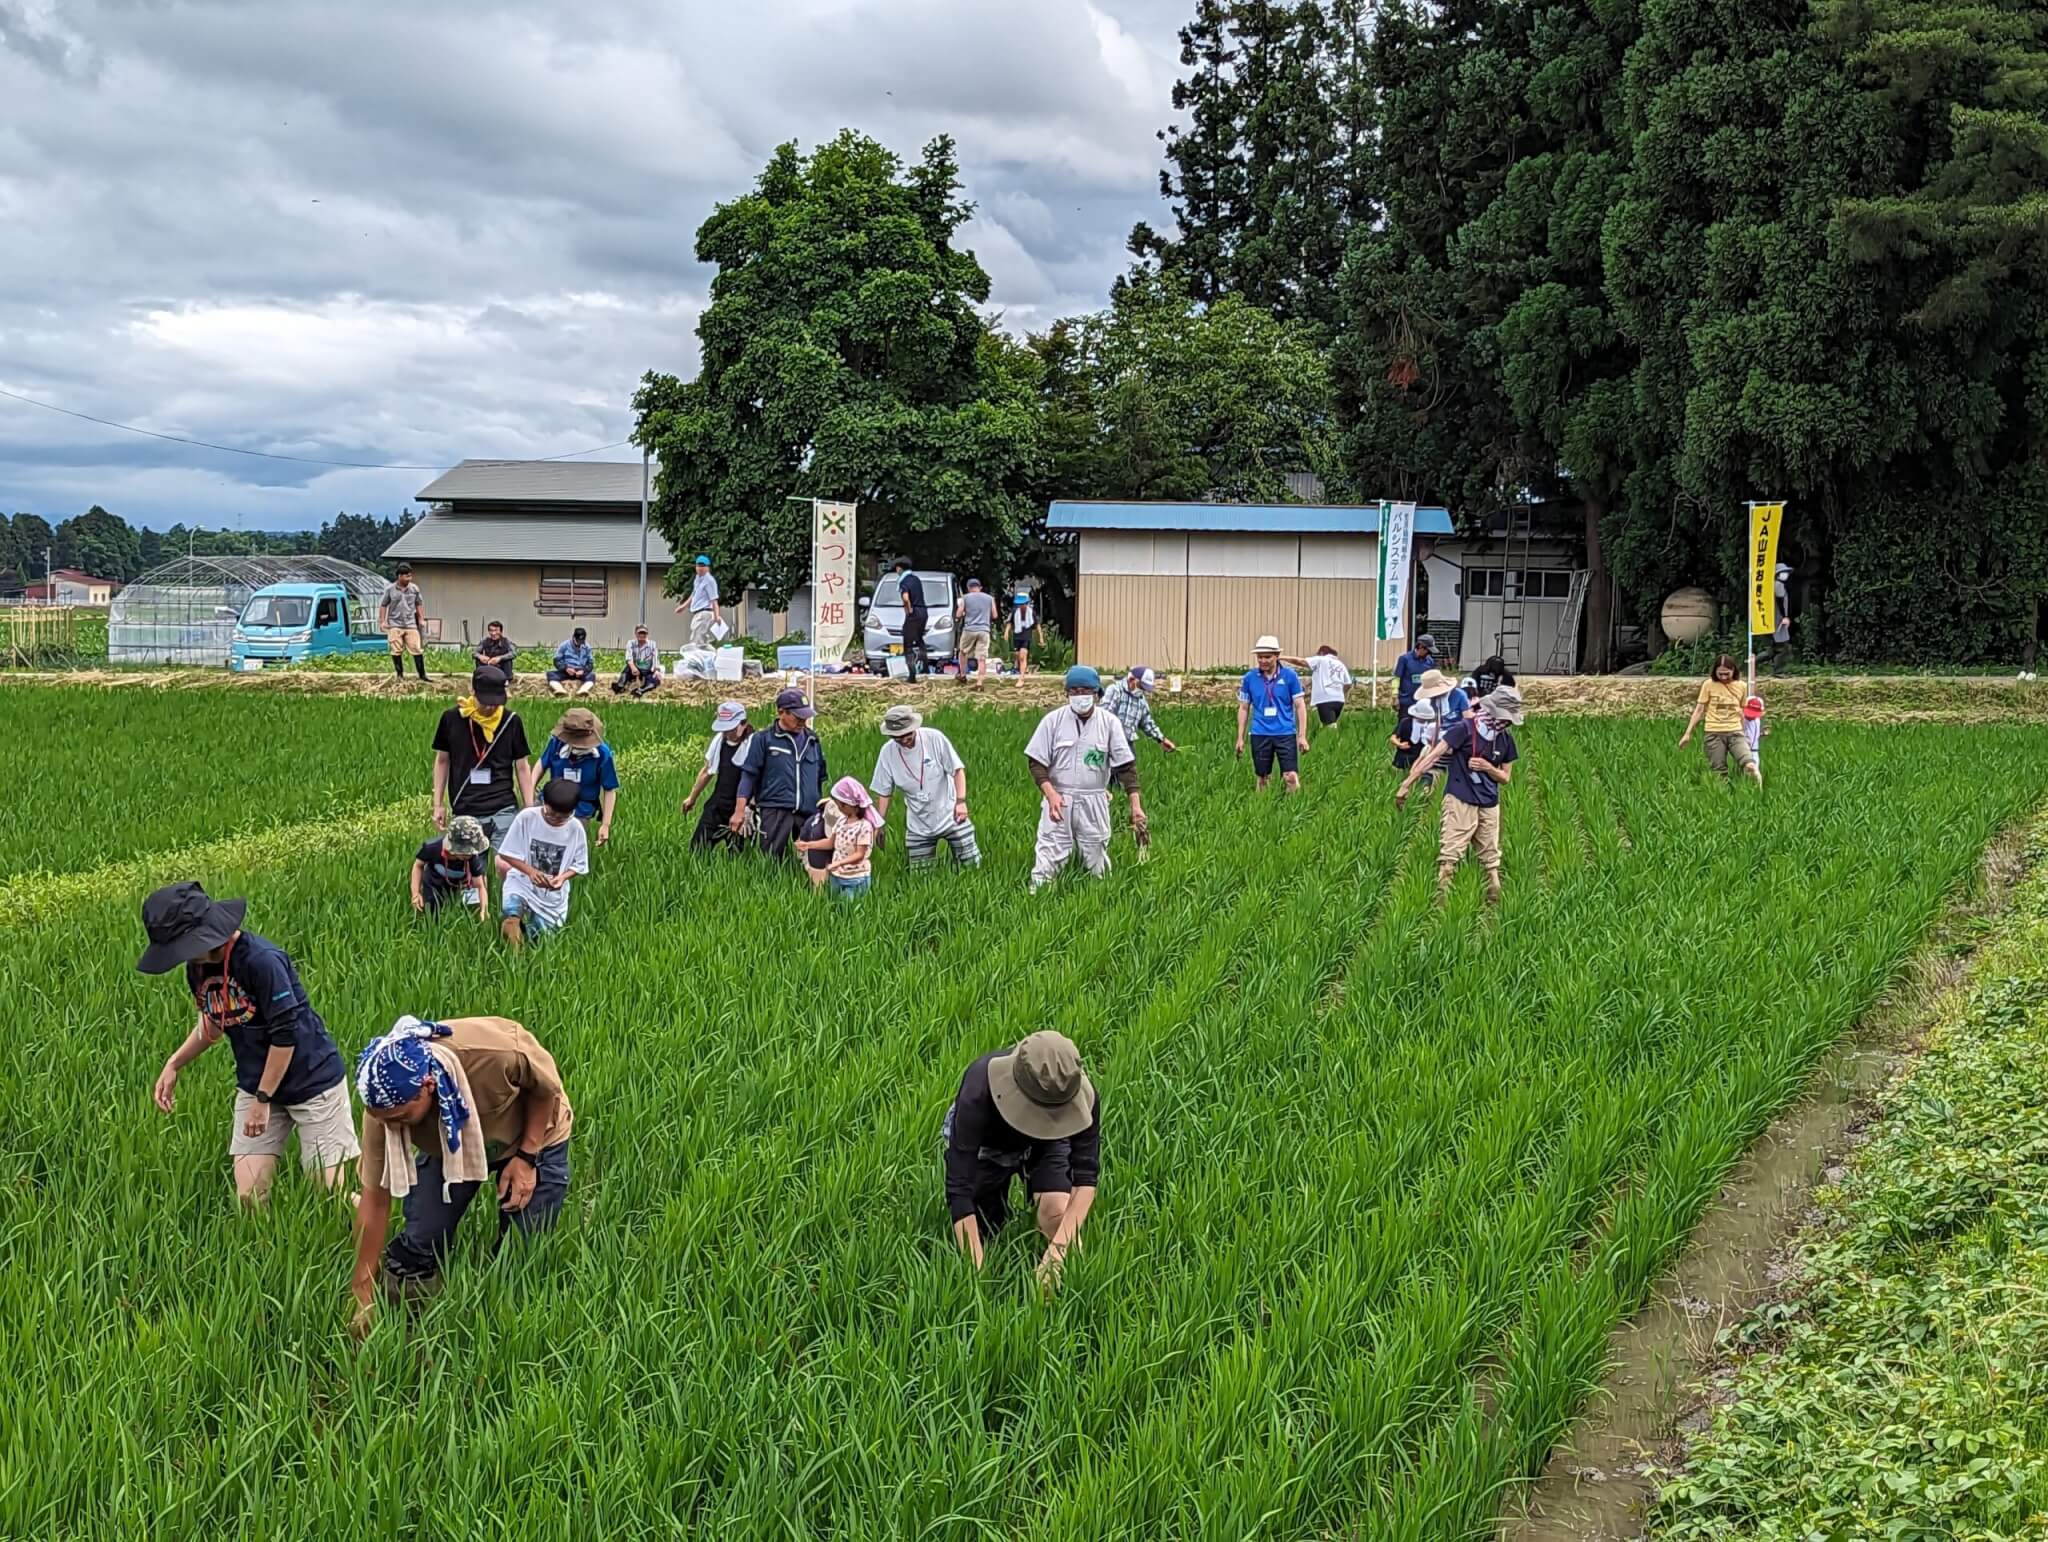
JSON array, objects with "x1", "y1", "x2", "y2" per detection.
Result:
[{"x1": 0, "y1": 695, "x2": 2042, "y2": 1539}]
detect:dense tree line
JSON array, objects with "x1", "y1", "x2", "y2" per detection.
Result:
[{"x1": 0, "y1": 509, "x2": 415, "y2": 590}]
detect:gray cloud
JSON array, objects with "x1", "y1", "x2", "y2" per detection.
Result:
[{"x1": 0, "y1": 0, "x2": 1181, "y2": 532}]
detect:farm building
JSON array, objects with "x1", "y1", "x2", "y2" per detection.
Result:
[
  {"x1": 23, "y1": 568, "x2": 119, "y2": 605},
  {"x1": 1049, "y1": 500, "x2": 1455, "y2": 672}
]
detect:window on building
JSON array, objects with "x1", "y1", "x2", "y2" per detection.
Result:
[{"x1": 537, "y1": 568, "x2": 608, "y2": 616}]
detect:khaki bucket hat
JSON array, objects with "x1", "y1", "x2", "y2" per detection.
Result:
[
  {"x1": 987, "y1": 1031, "x2": 1095, "y2": 1141},
  {"x1": 553, "y1": 707, "x2": 604, "y2": 748},
  {"x1": 1415, "y1": 668, "x2": 1457, "y2": 700},
  {"x1": 879, "y1": 704, "x2": 923, "y2": 736}
]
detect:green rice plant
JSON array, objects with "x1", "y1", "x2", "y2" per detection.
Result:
[{"x1": 0, "y1": 694, "x2": 2040, "y2": 1540}]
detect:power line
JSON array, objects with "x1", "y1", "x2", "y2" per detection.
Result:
[{"x1": 0, "y1": 385, "x2": 633, "y2": 470}]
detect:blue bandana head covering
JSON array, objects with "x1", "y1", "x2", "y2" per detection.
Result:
[{"x1": 355, "y1": 1016, "x2": 471, "y2": 1155}]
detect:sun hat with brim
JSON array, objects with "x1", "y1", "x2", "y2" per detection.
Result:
[
  {"x1": 711, "y1": 700, "x2": 749, "y2": 733},
  {"x1": 553, "y1": 707, "x2": 604, "y2": 748},
  {"x1": 1742, "y1": 695, "x2": 1765, "y2": 720},
  {"x1": 137, "y1": 881, "x2": 247, "y2": 975},
  {"x1": 1253, "y1": 635, "x2": 1282, "y2": 655},
  {"x1": 443, "y1": 816, "x2": 491, "y2": 858},
  {"x1": 880, "y1": 704, "x2": 923, "y2": 736},
  {"x1": 1479, "y1": 684, "x2": 1527, "y2": 726},
  {"x1": 1415, "y1": 668, "x2": 1457, "y2": 700},
  {"x1": 987, "y1": 1031, "x2": 1095, "y2": 1141}
]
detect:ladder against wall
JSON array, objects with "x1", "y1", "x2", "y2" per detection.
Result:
[
  {"x1": 1544, "y1": 570, "x2": 1591, "y2": 674},
  {"x1": 1496, "y1": 511, "x2": 1535, "y2": 668}
]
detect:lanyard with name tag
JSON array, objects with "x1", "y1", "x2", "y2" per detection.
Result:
[{"x1": 468, "y1": 767, "x2": 492, "y2": 785}]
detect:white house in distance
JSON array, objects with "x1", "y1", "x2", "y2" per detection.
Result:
[{"x1": 24, "y1": 568, "x2": 120, "y2": 605}]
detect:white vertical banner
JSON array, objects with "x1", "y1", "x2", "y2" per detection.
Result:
[
  {"x1": 1376, "y1": 499, "x2": 1416, "y2": 643},
  {"x1": 810, "y1": 499, "x2": 858, "y2": 665}
]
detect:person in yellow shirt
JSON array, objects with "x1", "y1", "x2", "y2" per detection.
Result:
[{"x1": 1678, "y1": 654, "x2": 1762, "y2": 784}]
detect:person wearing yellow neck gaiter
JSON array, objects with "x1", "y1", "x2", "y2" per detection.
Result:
[{"x1": 431, "y1": 667, "x2": 533, "y2": 846}]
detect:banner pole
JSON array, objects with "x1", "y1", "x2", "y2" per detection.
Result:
[{"x1": 809, "y1": 498, "x2": 820, "y2": 714}]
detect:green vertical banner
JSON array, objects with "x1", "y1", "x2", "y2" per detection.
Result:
[{"x1": 1374, "y1": 500, "x2": 1391, "y2": 642}]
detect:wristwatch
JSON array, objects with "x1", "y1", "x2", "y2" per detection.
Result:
[
  {"x1": 254, "y1": 1089, "x2": 275, "y2": 1106},
  {"x1": 509, "y1": 1149, "x2": 540, "y2": 1169}
]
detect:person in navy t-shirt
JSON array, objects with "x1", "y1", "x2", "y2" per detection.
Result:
[{"x1": 1396, "y1": 684, "x2": 1526, "y2": 904}]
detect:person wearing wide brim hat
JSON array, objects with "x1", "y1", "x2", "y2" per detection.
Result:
[
  {"x1": 871, "y1": 703, "x2": 979, "y2": 868},
  {"x1": 1237, "y1": 635, "x2": 1309, "y2": 792},
  {"x1": 942, "y1": 1030, "x2": 1100, "y2": 1287},
  {"x1": 1414, "y1": 666, "x2": 1473, "y2": 724},
  {"x1": 1396, "y1": 683, "x2": 1527, "y2": 904},
  {"x1": 683, "y1": 699, "x2": 756, "y2": 849},
  {"x1": 139, "y1": 881, "x2": 358, "y2": 1205},
  {"x1": 536, "y1": 706, "x2": 619, "y2": 847}
]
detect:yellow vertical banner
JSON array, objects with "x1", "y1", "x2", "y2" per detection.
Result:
[{"x1": 1748, "y1": 502, "x2": 1783, "y2": 635}]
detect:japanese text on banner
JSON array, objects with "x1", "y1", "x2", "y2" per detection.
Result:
[
  {"x1": 1377, "y1": 500, "x2": 1416, "y2": 642},
  {"x1": 812, "y1": 500, "x2": 859, "y2": 663},
  {"x1": 1748, "y1": 502, "x2": 1783, "y2": 636}
]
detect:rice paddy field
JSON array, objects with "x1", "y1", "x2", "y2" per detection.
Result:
[{"x1": 4, "y1": 678, "x2": 2044, "y2": 1540}]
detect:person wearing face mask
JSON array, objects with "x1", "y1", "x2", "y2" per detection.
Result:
[
  {"x1": 1396, "y1": 683, "x2": 1526, "y2": 903},
  {"x1": 1024, "y1": 665, "x2": 1144, "y2": 892},
  {"x1": 534, "y1": 707, "x2": 620, "y2": 848},
  {"x1": 682, "y1": 700, "x2": 755, "y2": 849}
]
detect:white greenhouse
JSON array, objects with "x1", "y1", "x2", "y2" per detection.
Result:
[{"x1": 108, "y1": 555, "x2": 388, "y2": 666}]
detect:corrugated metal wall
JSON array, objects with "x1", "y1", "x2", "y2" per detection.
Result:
[{"x1": 1076, "y1": 531, "x2": 1421, "y2": 672}]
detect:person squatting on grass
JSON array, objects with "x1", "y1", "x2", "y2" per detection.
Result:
[
  {"x1": 349, "y1": 1015, "x2": 573, "y2": 1331},
  {"x1": 1237, "y1": 636, "x2": 1310, "y2": 792},
  {"x1": 612, "y1": 625, "x2": 663, "y2": 696},
  {"x1": 496, "y1": 778, "x2": 590, "y2": 948},
  {"x1": 794, "y1": 776, "x2": 880, "y2": 901},
  {"x1": 411, "y1": 815, "x2": 492, "y2": 920},
  {"x1": 870, "y1": 703, "x2": 979, "y2": 866},
  {"x1": 473, "y1": 619, "x2": 516, "y2": 680},
  {"x1": 1026, "y1": 666, "x2": 1145, "y2": 892},
  {"x1": 378, "y1": 563, "x2": 428, "y2": 685},
  {"x1": 547, "y1": 628, "x2": 597, "y2": 696},
  {"x1": 730, "y1": 688, "x2": 827, "y2": 859},
  {"x1": 431, "y1": 666, "x2": 533, "y2": 850},
  {"x1": 536, "y1": 707, "x2": 619, "y2": 849},
  {"x1": 1397, "y1": 684, "x2": 1526, "y2": 904},
  {"x1": 682, "y1": 699, "x2": 754, "y2": 849},
  {"x1": 944, "y1": 1031, "x2": 1100, "y2": 1290},
  {"x1": 1679, "y1": 653, "x2": 1764, "y2": 786},
  {"x1": 140, "y1": 882, "x2": 359, "y2": 1206}
]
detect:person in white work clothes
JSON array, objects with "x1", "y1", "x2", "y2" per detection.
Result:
[
  {"x1": 1024, "y1": 666, "x2": 1146, "y2": 893},
  {"x1": 1284, "y1": 645, "x2": 1354, "y2": 732},
  {"x1": 676, "y1": 554, "x2": 722, "y2": 648}
]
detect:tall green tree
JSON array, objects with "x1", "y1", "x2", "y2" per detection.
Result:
[
  {"x1": 633, "y1": 131, "x2": 1040, "y2": 609},
  {"x1": 55, "y1": 505, "x2": 141, "y2": 581},
  {"x1": 11, "y1": 512, "x2": 56, "y2": 585}
]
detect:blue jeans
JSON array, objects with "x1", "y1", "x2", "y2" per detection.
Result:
[
  {"x1": 384, "y1": 1140, "x2": 571, "y2": 1282},
  {"x1": 828, "y1": 873, "x2": 871, "y2": 902}
]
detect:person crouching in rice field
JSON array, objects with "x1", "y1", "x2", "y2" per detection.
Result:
[
  {"x1": 1397, "y1": 683, "x2": 1525, "y2": 904},
  {"x1": 681, "y1": 700, "x2": 754, "y2": 849},
  {"x1": 349, "y1": 1014, "x2": 573, "y2": 1329},
  {"x1": 944, "y1": 1031, "x2": 1099, "y2": 1290},
  {"x1": 535, "y1": 707, "x2": 619, "y2": 850},
  {"x1": 796, "y1": 776, "x2": 880, "y2": 900},
  {"x1": 496, "y1": 777, "x2": 590, "y2": 949},
  {"x1": 871, "y1": 703, "x2": 979, "y2": 867},
  {"x1": 140, "y1": 882, "x2": 359, "y2": 1206},
  {"x1": 411, "y1": 815, "x2": 491, "y2": 920},
  {"x1": 1678, "y1": 654, "x2": 1762, "y2": 786},
  {"x1": 1026, "y1": 666, "x2": 1146, "y2": 892}
]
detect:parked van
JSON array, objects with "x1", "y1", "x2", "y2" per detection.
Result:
[
  {"x1": 861, "y1": 570, "x2": 957, "y2": 670},
  {"x1": 228, "y1": 582, "x2": 389, "y2": 670}
]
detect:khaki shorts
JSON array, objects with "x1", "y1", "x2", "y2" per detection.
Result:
[
  {"x1": 1439, "y1": 796, "x2": 1502, "y2": 873},
  {"x1": 387, "y1": 626, "x2": 423, "y2": 656},
  {"x1": 228, "y1": 1081, "x2": 361, "y2": 1168},
  {"x1": 960, "y1": 630, "x2": 991, "y2": 663},
  {"x1": 1703, "y1": 731, "x2": 1755, "y2": 774}
]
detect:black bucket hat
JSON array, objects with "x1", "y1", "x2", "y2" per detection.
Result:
[{"x1": 137, "y1": 881, "x2": 247, "y2": 975}]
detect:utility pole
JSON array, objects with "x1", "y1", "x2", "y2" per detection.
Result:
[
  {"x1": 637, "y1": 446, "x2": 649, "y2": 630},
  {"x1": 44, "y1": 545, "x2": 53, "y2": 605}
]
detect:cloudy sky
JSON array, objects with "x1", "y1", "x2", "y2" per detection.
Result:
[{"x1": 0, "y1": 0, "x2": 1186, "y2": 532}]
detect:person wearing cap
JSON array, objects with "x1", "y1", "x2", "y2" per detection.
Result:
[
  {"x1": 1099, "y1": 666, "x2": 1178, "y2": 754},
  {"x1": 141, "y1": 883, "x2": 358, "y2": 1206},
  {"x1": 1236, "y1": 637, "x2": 1309, "y2": 792},
  {"x1": 682, "y1": 700, "x2": 754, "y2": 849},
  {"x1": 1009, "y1": 591, "x2": 1036, "y2": 680},
  {"x1": 676, "y1": 554, "x2": 723, "y2": 648},
  {"x1": 1678, "y1": 654, "x2": 1761, "y2": 785},
  {"x1": 348, "y1": 1014, "x2": 573, "y2": 1330},
  {"x1": 612, "y1": 625, "x2": 663, "y2": 697},
  {"x1": 871, "y1": 703, "x2": 978, "y2": 866},
  {"x1": 1742, "y1": 690, "x2": 1769, "y2": 776},
  {"x1": 1395, "y1": 633, "x2": 1436, "y2": 726},
  {"x1": 547, "y1": 627, "x2": 596, "y2": 697},
  {"x1": 535, "y1": 707, "x2": 620, "y2": 847},
  {"x1": 379, "y1": 563, "x2": 428, "y2": 686},
  {"x1": 943, "y1": 1031, "x2": 1100, "y2": 1288},
  {"x1": 431, "y1": 666, "x2": 534, "y2": 850},
  {"x1": 893, "y1": 558, "x2": 929, "y2": 683},
  {"x1": 496, "y1": 777, "x2": 591, "y2": 947},
  {"x1": 954, "y1": 577, "x2": 998, "y2": 688},
  {"x1": 1284, "y1": 645, "x2": 1354, "y2": 730},
  {"x1": 1025, "y1": 665, "x2": 1144, "y2": 891},
  {"x1": 473, "y1": 619, "x2": 517, "y2": 681},
  {"x1": 1397, "y1": 684, "x2": 1526, "y2": 903},
  {"x1": 411, "y1": 814, "x2": 492, "y2": 919},
  {"x1": 730, "y1": 687, "x2": 829, "y2": 859}
]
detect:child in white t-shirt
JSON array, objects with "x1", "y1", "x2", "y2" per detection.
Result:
[
  {"x1": 495, "y1": 777, "x2": 591, "y2": 949},
  {"x1": 1743, "y1": 692, "x2": 1768, "y2": 781}
]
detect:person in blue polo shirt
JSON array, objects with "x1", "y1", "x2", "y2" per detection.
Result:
[
  {"x1": 534, "y1": 707, "x2": 619, "y2": 848},
  {"x1": 139, "y1": 882, "x2": 358, "y2": 1207},
  {"x1": 1235, "y1": 634, "x2": 1310, "y2": 792}
]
